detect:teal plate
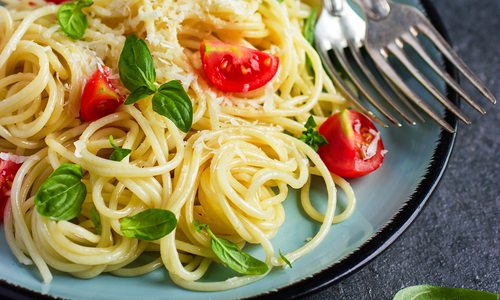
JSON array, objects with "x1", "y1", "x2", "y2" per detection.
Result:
[{"x1": 0, "y1": 0, "x2": 458, "y2": 299}]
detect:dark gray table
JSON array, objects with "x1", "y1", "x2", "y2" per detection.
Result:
[{"x1": 307, "y1": 0, "x2": 500, "y2": 299}]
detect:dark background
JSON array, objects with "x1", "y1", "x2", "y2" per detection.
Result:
[
  {"x1": 0, "y1": 1, "x2": 497, "y2": 300},
  {"x1": 308, "y1": 0, "x2": 500, "y2": 299}
]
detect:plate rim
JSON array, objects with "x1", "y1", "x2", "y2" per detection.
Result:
[{"x1": 0, "y1": 0, "x2": 459, "y2": 299}]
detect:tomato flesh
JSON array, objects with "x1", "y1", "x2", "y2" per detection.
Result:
[
  {"x1": 317, "y1": 110, "x2": 386, "y2": 178},
  {"x1": 200, "y1": 40, "x2": 279, "y2": 93},
  {"x1": 0, "y1": 154, "x2": 23, "y2": 222},
  {"x1": 80, "y1": 67, "x2": 123, "y2": 122}
]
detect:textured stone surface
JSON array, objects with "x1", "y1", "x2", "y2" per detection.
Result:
[{"x1": 306, "y1": 0, "x2": 500, "y2": 299}]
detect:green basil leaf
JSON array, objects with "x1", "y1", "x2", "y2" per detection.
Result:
[
  {"x1": 35, "y1": 163, "x2": 87, "y2": 221},
  {"x1": 279, "y1": 249, "x2": 292, "y2": 268},
  {"x1": 298, "y1": 116, "x2": 328, "y2": 151},
  {"x1": 124, "y1": 86, "x2": 156, "y2": 105},
  {"x1": 57, "y1": 0, "x2": 93, "y2": 40},
  {"x1": 304, "y1": 6, "x2": 318, "y2": 45},
  {"x1": 304, "y1": 114, "x2": 317, "y2": 130},
  {"x1": 304, "y1": 6, "x2": 318, "y2": 76},
  {"x1": 193, "y1": 219, "x2": 205, "y2": 232},
  {"x1": 119, "y1": 35, "x2": 157, "y2": 92},
  {"x1": 120, "y1": 208, "x2": 177, "y2": 241},
  {"x1": 90, "y1": 205, "x2": 102, "y2": 234},
  {"x1": 152, "y1": 80, "x2": 193, "y2": 133},
  {"x1": 394, "y1": 285, "x2": 498, "y2": 300},
  {"x1": 202, "y1": 225, "x2": 268, "y2": 275},
  {"x1": 108, "y1": 135, "x2": 131, "y2": 162}
]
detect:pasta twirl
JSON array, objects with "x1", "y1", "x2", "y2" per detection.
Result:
[{"x1": 1, "y1": 0, "x2": 355, "y2": 291}]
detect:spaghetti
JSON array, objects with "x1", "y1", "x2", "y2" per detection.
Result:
[{"x1": 1, "y1": 0, "x2": 355, "y2": 291}]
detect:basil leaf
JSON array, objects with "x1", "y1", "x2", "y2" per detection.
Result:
[
  {"x1": 304, "y1": 6, "x2": 318, "y2": 76},
  {"x1": 120, "y1": 208, "x2": 177, "y2": 241},
  {"x1": 108, "y1": 135, "x2": 131, "y2": 162},
  {"x1": 197, "y1": 223, "x2": 268, "y2": 275},
  {"x1": 279, "y1": 250, "x2": 292, "y2": 268},
  {"x1": 152, "y1": 80, "x2": 193, "y2": 133},
  {"x1": 57, "y1": 0, "x2": 93, "y2": 40},
  {"x1": 124, "y1": 86, "x2": 156, "y2": 105},
  {"x1": 304, "y1": 6, "x2": 318, "y2": 45},
  {"x1": 119, "y1": 35, "x2": 157, "y2": 92},
  {"x1": 35, "y1": 163, "x2": 87, "y2": 221},
  {"x1": 90, "y1": 205, "x2": 102, "y2": 234},
  {"x1": 394, "y1": 285, "x2": 498, "y2": 300},
  {"x1": 298, "y1": 116, "x2": 328, "y2": 151},
  {"x1": 193, "y1": 219, "x2": 204, "y2": 232}
]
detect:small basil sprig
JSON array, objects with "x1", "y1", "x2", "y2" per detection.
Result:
[
  {"x1": 108, "y1": 135, "x2": 131, "y2": 162},
  {"x1": 57, "y1": 0, "x2": 93, "y2": 40},
  {"x1": 298, "y1": 116, "x2": 328, "y2": 151},
  {"x1": 393, "y1": 285, "x2": 498, "y2": 300},
  {"x1": 194, "y1": 221, "x2": 269, "y2": 275},
  {"x1": 118, "y1": 35, "x2": 193, "y2": 132},
  {"x1": 279, "y1": 249, "x2": 292, "y2": 268},
  {"x1": 90, "y1": 205, "x2": 102, "y2": 234},
  {"x1": 35, "y1": 163, "x2": 87, "y2": 221},
  {"x1": 120, "y1": 208, "x2": 177, "y2": 241}
]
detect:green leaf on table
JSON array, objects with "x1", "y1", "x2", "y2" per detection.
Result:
[
  {"x1": 120, "y1": 208, "x2": 177, "y2": 241},
  {"x1": 35, "y1": 163, "x2": 87, "y2": 221},
  {"x1": 57, "y1": 0, "x2": 93, "y2": 40},
  {"x1": 393, "y1": 285, "x2": 498, "y2": 300}
]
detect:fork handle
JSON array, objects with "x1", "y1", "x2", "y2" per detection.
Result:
[
  {"x1": 323, "y1": 0, "x2": 344, "y2": 16},
  {"x1": 353, "y1": 0, "x2": 391, "y2": 20}
]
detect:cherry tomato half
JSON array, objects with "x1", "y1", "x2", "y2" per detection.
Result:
[
  {"x1": 200, "y1": 40, "x2": 279, "y2": 93},
  {"x1": 80, "y1": 67, "x2": 123, "y2": 122},
  {"x1": 0, "y1": 154, "x2": 23, "y2": 222},
  {"x1": 317, "y1": 110, "x2": 386, "y2": 178}
]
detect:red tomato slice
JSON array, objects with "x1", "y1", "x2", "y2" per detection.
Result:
[
  {"x1": 317, "y1": 110, "x2": 386, "y2": 178},
  {"x1": 80, "y1": 67, "x2": 123, "y2": 122},
  {"x1": 200, "y1": 40, "x2": 279, "y2": 93},
  {"x1": 0, "y1": 154, "x2": 23, "y2": 222}
]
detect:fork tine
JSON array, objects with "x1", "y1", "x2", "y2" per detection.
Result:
[
  {"x1": 416, "y1": 22, "x2": 497, "y2": 104},
  {"x1": 401, "y1": 31, "x2": 487, "y2": 114},
  {"x1": 366, "y1": 48, "x2": 455, "y2": 132},
  {"x1": 387, "y1": 41, "x2": 471, "y2": 125},
  {"x1": 347, "y1": 40, "x2": 417, "y2": 125},
  {"x1": 378, "y1": 70, "x2": 427, "y2": 122},
  {"x1": 316, "y1": 43, "x2": 388, "y2": 127},
  {"x1": 332, "y1": 47, "x2": 402, "y2": 126}
]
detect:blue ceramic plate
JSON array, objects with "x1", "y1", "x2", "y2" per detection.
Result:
[{"x1": 0, "y1": 0, "x2": 458, "y2": 299}]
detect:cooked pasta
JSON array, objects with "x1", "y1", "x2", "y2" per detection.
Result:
[{"x1": 1, "y1": 0, "x2": 355, "y2": 291}]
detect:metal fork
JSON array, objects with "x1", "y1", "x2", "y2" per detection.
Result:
[
  {"x1": 315, "y1": 0, "x2": 497, "y2": 132},
  {"x1": 315, "y1": 0, "x2": 423, "y2": 128}
]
